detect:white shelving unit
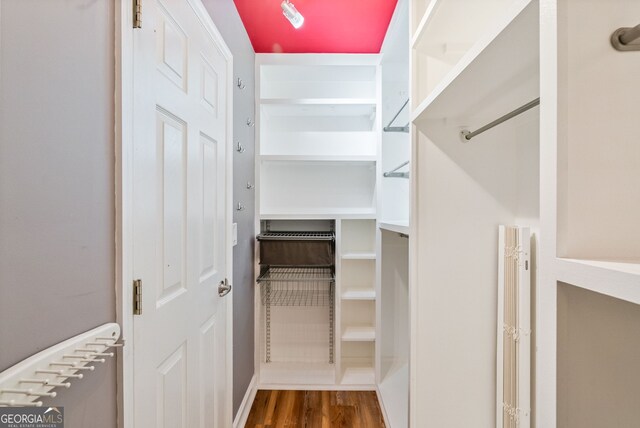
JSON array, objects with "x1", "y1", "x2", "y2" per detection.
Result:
[
  {"x1": 255, "y1": 54, "x2": 382, "y2": 389},
  {"x1": 409, "y1": 0, "x2": 640, "y2": 427}
]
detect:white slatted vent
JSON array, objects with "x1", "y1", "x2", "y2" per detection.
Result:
[{"x1": 497, "y1": 226, "x2": 531, "y2": 428}]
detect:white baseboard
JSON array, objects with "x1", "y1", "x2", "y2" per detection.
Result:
[
  {"x1": 258, "y1": 383, "x2": 375, "y2": 391},
  {"x1": 233, "y1": 374, "x2": 257, "y2": 428},
  {"x1": 376, "y1": 386, "x2": 392, "y2": 428}
]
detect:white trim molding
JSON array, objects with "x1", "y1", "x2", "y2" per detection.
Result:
[
  {"x1": 114, "y1": 1, "x2": 134, "y2": 427},
  {"x1": 233, "y1": 375, "x2": 258, "y2": 428}
]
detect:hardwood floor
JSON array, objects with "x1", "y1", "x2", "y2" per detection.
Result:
[{"x1": 245, "y1": 390, "x2": 386, "y2": 428}]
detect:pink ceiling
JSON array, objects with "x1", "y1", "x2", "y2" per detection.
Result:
[{"x1": 233, "y1": 0, "x2": 398, "y2": 54}]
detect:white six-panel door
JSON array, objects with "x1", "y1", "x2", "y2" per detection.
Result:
[{"x1": 131, "y1": 0, "x2": 230, "y2": 426}]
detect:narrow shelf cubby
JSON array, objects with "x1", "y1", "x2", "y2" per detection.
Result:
[
  {"x1": 341, "y1": 342, "x2": 375, "y2": 385},
  {"x1": 341, "y1": 259, "x2": 375, "y2": 300},
  {"x1": 341, "y1": 300, "x2": 375, "y2": 342}
]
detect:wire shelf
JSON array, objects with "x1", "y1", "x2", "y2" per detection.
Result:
[
  {"x1": 258, "y1": 267, "x2": 334, "y2": 306},
  {"x1": 257, "y1": 231, "x2": 335, "y2": 241}
]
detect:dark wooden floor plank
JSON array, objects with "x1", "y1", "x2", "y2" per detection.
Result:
[
  {"x1": 264, "y1": 390, "x2": 280, "y2": 426},
  {"x1": 244, "y1": 390, "x2": 385, "y2": 428},
  {"x1": 246, "y1": 390, "x2": 272, "y2": 427}
]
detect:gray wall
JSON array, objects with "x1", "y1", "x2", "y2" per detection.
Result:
[
  {"x1": 0, "y1": 1, "x2": 116, "y2": 427},
  {"x1": 202, "y1": 0, "x2": 256, "y2": 418}
]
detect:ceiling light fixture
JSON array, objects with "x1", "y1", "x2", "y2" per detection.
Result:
[{"x1": 281, "y1": 0, "x2": 304, "y2": 29}]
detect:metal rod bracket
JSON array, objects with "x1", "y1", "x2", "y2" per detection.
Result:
[{"x1": 611, "y1": 24, "x2": 640, "y2": 51}]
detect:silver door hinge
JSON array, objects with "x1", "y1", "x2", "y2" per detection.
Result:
[
  {"x1": 133, "y1": 279, "x2": 142, "y2": 315},
  {"x1": 133, "y1": 0, "x2": 142, "y2": 29}
]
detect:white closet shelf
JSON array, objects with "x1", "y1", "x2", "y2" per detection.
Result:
[
  {"x1": 379, "y1": 221, "x2": 409, "y2": 235},
  {"x1": 260, "y1": 209, "x2": 376, "y2": 220},
  {"x1": 341, "y1": 252, "x2": 376, "y2": 260},
  {"x1": 261, "y1": 98, "x2": 377, "y2": 105},
  {"x1": 342, "y1": 290, "x2": 376, "y2": 300},
  {"x1": 341, "y1": 362, "x2": 375, "y2": 385},
  {"x1": 412, "y1": 0, "x2": 537, "y2": 128},
  {"x1": 259, "y1": 155, "x2": 377, "y2": 163},
  {"x1": 260, "y1": 65, "x2": 377, "y2": 87},
  {"x1": 342, "y1": 326, "x2": 376, "y2": 342},
  {"x1": 261, "y1": 102, "x2": 376, "y2": 121},
  {"x1": 556, "y1": 258, "x2": 640, "y2": 305}
]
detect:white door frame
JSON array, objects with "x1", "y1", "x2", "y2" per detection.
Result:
[{"x1": 114, "y1": 1, "x2": 234, "y2": 426}]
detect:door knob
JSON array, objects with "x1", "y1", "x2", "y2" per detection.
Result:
[{"x1": 218, "y1": 279, "x2": 232, "y2": 297}]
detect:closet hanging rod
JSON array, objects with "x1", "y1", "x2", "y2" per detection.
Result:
[
  {"x1": 611, "y1": 23, "x2": 640, "y2": 51},
  {"x1": 383, "y1": 160, "x2": 409, "y2": 179},
  {"x1": 384, "y1": 99, "x2": 409, "y2": 133},
  {"x1": 461, "y1": 97, "x2": 540, "y2": 141}
]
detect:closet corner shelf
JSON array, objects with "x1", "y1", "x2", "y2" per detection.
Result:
[
  {"x1": 379, "y1": 221, "x2": 409, "y2": 235},
  {"x1": 342, "y1": 290, "x2": 376, "y2": 300},
  {"x1": 342, "y1": 326, "x2": 376, "y2": 342},
  {"x1": 555, "y1": 258, "x2": 640, "y2": 305},
  {"x1": 341, "y1": 252, "x2": 376, "y2": 260},
  {"x1": 411, "y1": 0, "x2": 537, "y2": 128}
]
